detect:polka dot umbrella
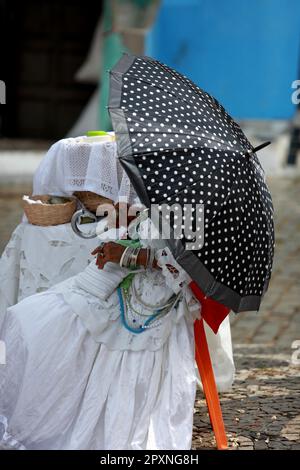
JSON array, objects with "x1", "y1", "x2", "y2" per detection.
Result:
[{"x1": 108, "y1": 53, "x2": 275, "y2": 321}]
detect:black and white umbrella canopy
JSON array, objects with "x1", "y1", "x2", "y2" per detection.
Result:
[{"x1": 108, "y1": 53, "x2": 275, "y2": 313}]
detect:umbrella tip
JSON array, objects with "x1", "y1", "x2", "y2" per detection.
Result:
[
  {"x1": 245, "y1": 141, "x2": 271, "y2": 158},
  {"x1": 252, "y1": 141, "x2": 271, "y2": 153}
]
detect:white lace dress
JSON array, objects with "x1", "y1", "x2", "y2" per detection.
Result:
[
  {"x1": 0, "y1": 224, "x2": 235, "y2": 450},
  {"x1": 0, "y1": 222, "x2": 98, "y2": 329}
]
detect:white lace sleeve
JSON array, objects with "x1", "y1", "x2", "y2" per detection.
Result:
[{"x1": 155, "y1": 246, "x2": 200, "y2": 314}]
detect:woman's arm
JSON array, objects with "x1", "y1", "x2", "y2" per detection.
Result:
[{"x1": 91, "y1": 242, "x2": 158, "y2": 270}]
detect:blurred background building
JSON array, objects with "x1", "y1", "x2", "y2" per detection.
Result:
[
  {"x1": 0, "y1": 0, "x2": 300, "y2": 184},
  {"x1": 0, "y1": 0, "x2": 102, "y2": 140}
]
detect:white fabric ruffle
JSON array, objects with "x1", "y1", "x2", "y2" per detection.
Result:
[
  {"x1": 75, "y1": 260, "x2": 130, "y2": 301},
  {"x1": 36, "y1": 259, "x2": 234, "y2": 391},
  {"x1": 0, "y1": 294, "x2": 196, "y2": 450},
  {"x1": 53, "y1": 268, "x2": 199, "y2": 352}
]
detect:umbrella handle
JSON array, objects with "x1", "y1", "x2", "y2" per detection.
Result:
[{"x1": 194, "y1": 318, "x2": 228, "y2": 450}]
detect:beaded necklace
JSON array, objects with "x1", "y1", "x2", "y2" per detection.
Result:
[{"x1": 118, "y1": 273, "x2": 181, "y2": 334}]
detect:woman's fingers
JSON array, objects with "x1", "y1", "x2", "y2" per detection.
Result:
[
  {"x1": 91, "y1": 246, "x2": 102, "y2": 255},
  {"x1": 93, "y1": 242, "x2": 124, "y2": 268},
  {"x1": 96, "y1": 253, "x2": 106, "y2": 269}
]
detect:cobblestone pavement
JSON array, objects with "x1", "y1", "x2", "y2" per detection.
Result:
[{"x1": 0, "y1": 177, "x2": 299, "y2": 450}]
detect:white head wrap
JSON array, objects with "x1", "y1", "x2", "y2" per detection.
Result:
[{"x1": 33, "y1": 135, "x2": 138, "y2": 204}]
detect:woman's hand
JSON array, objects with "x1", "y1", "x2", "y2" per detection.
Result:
[
  {"x1": 91, "y1": 242, "x2": 125, "y2": 269},
  {"x1": 91, "y1": 243, "x2": 159, "y2": 270}
]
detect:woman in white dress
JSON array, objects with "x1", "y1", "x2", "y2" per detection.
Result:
[{"x1": 0, "y1": 200, "x2": 234, "y2": 450}]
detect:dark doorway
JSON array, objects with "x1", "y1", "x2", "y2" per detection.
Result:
[{"x1": 0, "y1": 0, "x2": 102, "y2": 140}]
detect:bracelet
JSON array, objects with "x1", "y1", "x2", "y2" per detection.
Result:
[
  {"x1": 129, "y1": 247, "x2": 139, "y2": 269},
  {"x1": 124, "y1": 246, "x2": 135, "y2": 268},
  {"x1": 119, "y1": 246, "x2": 128, "y2": 268},
  {"x1": 120, "y1": 246, "x2": 141, "y2": 269},
  {"x1": 120, "y1": 246, "x2": 132, "y2": 268}
]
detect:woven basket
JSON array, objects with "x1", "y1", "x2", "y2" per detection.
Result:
[
  {"x1": 74, "y1": 191, "x2": 112, "y2": 213},
  {"x1": 23, "y1": 195, "x2": 76, "y2": 226}
]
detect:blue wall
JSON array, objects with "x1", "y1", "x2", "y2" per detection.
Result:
[{"x1": 146, "y1": 0, "x2": 300, "y2": 119}]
